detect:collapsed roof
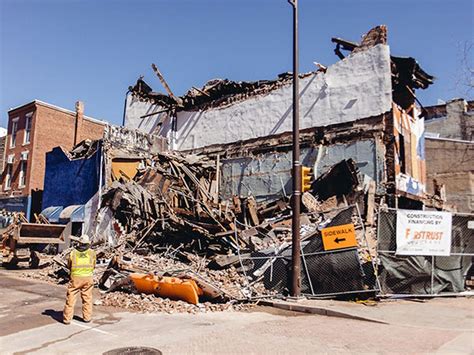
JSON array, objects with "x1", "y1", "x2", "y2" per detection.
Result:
[
  {"x1": 130, "y1": 72, "x2": 315, "y2": 112},
  {"x1": 130, "y1": 25, "x2": 434, "y2": 113}
]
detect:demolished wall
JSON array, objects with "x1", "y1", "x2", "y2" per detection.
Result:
[
  {"x1": 126, "y1": 44, "x2": 392, "y2": 150},
  {"x1": 391, "y1": 104, "x2": 427, "y2": 197},
  {"x1": 170, "y1": 44, "x2": 391, "y2": 150},
  {"x1": 186, "y1": 115, "x2": 387, "y2": 204},
  {"x1": 42, "y1": 125, "x2": 168, "y2": 210},
  {"x1": 123, "y1": 94, "x2": 166, "y2": 135},
  {"x1": 42, "y1": 142, "x2": 102, "y2": 210},
  {"x1": 103, "y1": 124, "x2": 168, "y2": 156},
  {"x1": 220, "y1": 138, "x2": 382, "y2": 203}
]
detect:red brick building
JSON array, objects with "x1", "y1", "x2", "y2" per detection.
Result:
[{"x1": 0, "y1": 100, "x2": 105, "y2": 219}]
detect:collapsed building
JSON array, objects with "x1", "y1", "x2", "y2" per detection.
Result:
[
  {"x1": 8, "y1": 26, "x2": 472, "y2": 308},
  {"x1": 40, "y1": 125, "x2": 167, "y2": 246},
  {"x1": 117, "y1": 26, "x2": 471, "y2": 298},
  {"x1": 125, "y1": 26, "x2": 433, "y2": 210}
]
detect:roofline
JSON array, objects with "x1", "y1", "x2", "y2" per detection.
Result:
[
  {"x1": 425, "y1": 136, "x2": 473, "y2": 144},
  {"x1": 8, "y1": 99, "x2": 107, "y2": 125},
  {"x1": 423, "y1": 99, "x2": 474, "y2": 109}
]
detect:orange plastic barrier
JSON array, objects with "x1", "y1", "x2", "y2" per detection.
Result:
[{"x1": 129, "y1": 273, "x2": 202, "y2": 305}]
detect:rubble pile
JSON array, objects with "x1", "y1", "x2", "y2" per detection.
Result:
[
  {"x1": 100, "y1": 151, "x2": 300, "y2": 259},
  {"x1": 14, "y1": 149, "x2": 379, "y2": 312},
  {"x1": 99, "y1": 292, "x2": 253, "y2": 314},
  {"x1": 89, "y1": 152, "x2": 376, "y2": 302}
]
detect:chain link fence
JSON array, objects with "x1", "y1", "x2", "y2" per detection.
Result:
[
  {"x1": 237, "y1": 205, "x2": 379, "y2": 299},
  {"x1": 377, "y1": 208, "x2": 474, "y2": 297}
]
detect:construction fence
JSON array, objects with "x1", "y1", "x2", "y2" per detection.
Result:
[
  {"x1": 376, "y1": 208, "x2": 474, "y2": 297},
  {"x1": 236, "y1": 205, "x2": 380, "y2": 299}
]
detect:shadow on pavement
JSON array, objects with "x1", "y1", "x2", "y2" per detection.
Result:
[
  {"x1": 43, "y1": 309, "x2": 87, "y2": 323},
  {"x1": 42, "y1": 309, "x2": 64, "y2": 323}
]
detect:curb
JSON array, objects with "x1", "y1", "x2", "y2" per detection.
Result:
[{"x1": 259, "y1": 299, "x2": 389, "y2": 324}]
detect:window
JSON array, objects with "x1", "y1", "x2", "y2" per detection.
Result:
[
  {"x1": 19, "y1": 160, "x2": 27, "y2": 188},
  {"x1": 24, "y1": 113, "x2": 32, "y2": 144},
  {"x1": 10, "y1": 119, "x2": 18, "y2": 148},
  {"x1": 399, "y1": 135, "x2": 406, "y2": 174},
  {"x1": 4, "y1": 164, "x2": 12, "y2": 190}
]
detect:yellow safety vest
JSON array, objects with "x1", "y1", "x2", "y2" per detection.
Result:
[{"x1": 70, "y1": 249, "x2": 96, "y2": 277}]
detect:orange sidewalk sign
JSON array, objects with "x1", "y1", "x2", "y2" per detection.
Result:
[{"x1": 321, "y1": 223, "x2": 358, "y2": 251}]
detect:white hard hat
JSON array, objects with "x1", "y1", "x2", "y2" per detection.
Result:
[{"x1": 77, "y1": 234, "x2": 91, "y2": 245}]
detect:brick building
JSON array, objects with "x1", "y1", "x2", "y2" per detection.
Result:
[
  {"x1": 0, "y1": 127, "x2": 6, "y2": 174},
  {"x1": 425, "y1": 99, "x2": 474, "y2": 213},
  {"x1": 425, "y1": 99, "x2": 474, "y2": 141},
  {"x1": 0, "y1": 100, "x2": 106, "y2": 219}
]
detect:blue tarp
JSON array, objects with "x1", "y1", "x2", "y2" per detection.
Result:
[
  {"x1": 60, "y1": 205, "x2": 85, "y2": 223},
  {"x1": 41, "y1": 206, "x2": 63, "y2": 223}
]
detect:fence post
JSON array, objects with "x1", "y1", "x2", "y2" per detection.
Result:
[
  {"x1": 300, "y1": 245, "x2": 315, "y2": 295},
  {"x1": 431, "y1": 255, "x2": 435, "y2": 295}
]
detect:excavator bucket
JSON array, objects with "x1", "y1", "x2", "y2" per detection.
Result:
[{"x1": 15, "y1": 223, "x2": 65, "y2": 244}]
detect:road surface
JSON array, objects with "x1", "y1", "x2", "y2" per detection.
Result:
[{"x1": 0, "y1": 271, "x2": 472, "y2": 354}]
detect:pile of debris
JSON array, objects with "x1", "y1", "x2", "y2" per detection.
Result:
[
  {"x1": 17, "y1": 149, "x2": 378, "y2": 312},
  {"x1": 99, "y1": 292, "x2": 252, "y2": 314}
]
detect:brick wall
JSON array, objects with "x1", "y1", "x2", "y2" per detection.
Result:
[
  {"x1": 1, "y1": 102, "x2": 36, "y2": 196},
  {"x1": 30, "y1": 103, "x2": 104, "y2": 191},
  {"x1": 425, "y1": 137, "x2": 474, "y2": 213},
  {"x1": 1, "y1": 101, "x2": 105, "y2": 198},
  {"x1": 80, "y1": 118, "x2": 106, "y2": 142},
  {"x1": 0, "y1": 136, "x2": 5, "y2": 174}
]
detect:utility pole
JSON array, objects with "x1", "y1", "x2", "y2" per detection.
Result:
[{"x1": 288, "y1": 0, "x2": 301, "y2": 297}]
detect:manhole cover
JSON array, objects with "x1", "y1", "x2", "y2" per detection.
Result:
[{"x1": 103, "y1": 347, "x2": 162, "y2": 355}]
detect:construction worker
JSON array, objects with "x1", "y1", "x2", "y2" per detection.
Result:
[{"x1": 63, "y1": 234, "x2": 96, "y2": 324}]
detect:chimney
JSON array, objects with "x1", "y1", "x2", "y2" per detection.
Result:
[{"x1": 74, "y1": 101, "x2": 84, "y2": 146}]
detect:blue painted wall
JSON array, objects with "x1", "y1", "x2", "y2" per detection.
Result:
[{"x1": 42, "y1": 143, "x2": 102, "y2": 209}]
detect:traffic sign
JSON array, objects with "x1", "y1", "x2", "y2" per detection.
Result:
[{"x1": 321, "y1": 223, "x2": 358, "y2": 251}]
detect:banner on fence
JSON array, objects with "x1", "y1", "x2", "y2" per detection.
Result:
[{"x1": 396, "y1": 210, "x2": 452, "y2": 256}]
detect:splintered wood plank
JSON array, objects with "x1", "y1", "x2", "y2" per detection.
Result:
[{"x1": 247, "y1": 197, "x2": 260, "y2": 226}]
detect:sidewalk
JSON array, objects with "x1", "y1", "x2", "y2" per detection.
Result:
[{"x1": 261, "y1": 296, "x2": 474, "y2": 330}]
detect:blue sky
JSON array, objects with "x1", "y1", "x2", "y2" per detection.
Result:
[{"x1": 1, "y1": 0, "x2": 472, "y2": 127}]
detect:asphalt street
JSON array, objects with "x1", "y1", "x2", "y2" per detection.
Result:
[{"x1": 0, "y1": 271, "x2": 473, "y2": 354}]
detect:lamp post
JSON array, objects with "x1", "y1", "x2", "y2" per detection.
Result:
[{"x1": 288, "y1": 0, "x2": 301, "y2": 297}]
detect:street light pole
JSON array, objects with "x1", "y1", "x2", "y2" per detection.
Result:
[{"x1": 288, "y1": 0, "x2": 301, "y2": 297}]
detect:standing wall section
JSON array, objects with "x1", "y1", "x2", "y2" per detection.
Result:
[{"x1": 168, "y1": 45, "x2": 392, "y2": 150}]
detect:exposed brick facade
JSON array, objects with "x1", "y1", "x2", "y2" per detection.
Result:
[
  {"x1": 0, "y1": 135, "x2": 5, "y2": 174},
  {"x1": 0, "y1": 100, "x2": 105, "y2": 216}
]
